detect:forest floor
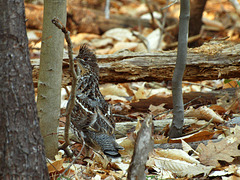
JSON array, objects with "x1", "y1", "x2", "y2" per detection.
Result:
[{"x1": 26, "y1": 0, "x2": 240, "y2": 179}]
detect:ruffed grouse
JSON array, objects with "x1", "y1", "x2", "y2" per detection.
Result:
[{"x1": 70, "y1": 44, "x2": 123, "y2": 158}]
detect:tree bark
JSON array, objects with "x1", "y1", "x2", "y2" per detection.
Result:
[
  {"x1": 0, "y1": 0, "x2": 49, "y2": 179},
  {"x1": 189, "y1": 0, "x2": 207, "y2": 37},
  {"x1": 37, "y1": 0, "x2": 67, "y2": 159},
  {"x1": 169, "y1": 0, "x2": 190, "y2": 138},
  {"x1": 189, "y1": 0, "x2": 207, "y2": 47}
]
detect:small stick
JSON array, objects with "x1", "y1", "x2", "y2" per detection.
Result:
[
  {"x1": 161, "y1": 0, "x2": 179, "y2": 10},
  {"x1": 131, "y1": 30, "x2": 150, "y2": 52},
  {"x1": 153, "y1": 95, "x2": 202, "y2": 119},
  {"x1": 145, "y1": 0, "x2": 159, "y2": 29},
  {"x1": 58, "y1": 143, "x2": 85, "y2": 179},
  {"x1": 127, "y1": 115, "x2": 153, "y2": 179},
  {"x1": 182, "y1": 117, "x2": 214, "y2": 136},
  {"x1": 105, "y1": 0, "x2": 110, "y2": 19},
  {"x1": 182, "y1": 81, "x2": 216, "y2": 90},
  {"x1": 52, "y1": 17, "x2": 78, "y2": 150},
  {"x1": 157, "y1": 0, "x2": 168, "y2": 49},
  {"x1": 113, "y1": 113, "x2": 137, "y2": 122}
]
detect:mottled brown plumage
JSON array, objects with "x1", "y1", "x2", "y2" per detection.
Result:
[{"x1": 71, "y1": 44, "x2": 123, "y2": 158}]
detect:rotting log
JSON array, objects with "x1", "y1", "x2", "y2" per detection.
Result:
[
  {"x1": 96, "y1": 43, "x2": 240, "y2": 83},
  {"x1": 32, "y1": 43, "x2": 240, "y2": 86},
  {"x1": 130, "y1": 87, "x2": 239, "y2": 112}
]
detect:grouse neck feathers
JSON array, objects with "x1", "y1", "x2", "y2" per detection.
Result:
[{"x1": 70, "y1": 44, "x2": 123, "y2": 158}]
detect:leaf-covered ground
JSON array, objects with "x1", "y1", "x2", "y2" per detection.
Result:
[{"x1": 26, "y1": 0, "x2": 240, "y2": 179}]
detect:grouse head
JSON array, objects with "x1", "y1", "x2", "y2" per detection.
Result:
[{"x1": 75, "y1": 44, "x2": 99, "y2": 76}]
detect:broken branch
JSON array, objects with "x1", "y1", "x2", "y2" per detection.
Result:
[{"x1": 52, "y1": 17, "x2": 77, "y2": 150}]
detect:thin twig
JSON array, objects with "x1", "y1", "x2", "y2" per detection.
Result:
[
  {"x1": 182, "y1": 117, "x2": 214, "y2": 136},
  {"x1": 165, "y1": 33, "x2": 201, "y2": 49},
  {"x1": 153, "y1": 109, "x2": 172, "y2": 119},
  {"x1": 52, "y1": 17, "x2": 78, "y2": 150},
  {"x1": 145, "y1": 0, "x2": 168, "y2": 50},
  {"x1": 157, "y1": 0, "x2": 168, "y2": 49},
  {"x1": 153, "y1": 95, "x2": 202, "y2": 119},
  {"x1": 46, "y1": 158, "x2": 59, "y2": 173},
  {"x1": 183, "y1": 95, "x2": 202, "y2": 107},
  {"x1": 131, "y1": 30, "x2": 150, "y2": 52},
  {"x1": 229, "y1": 0, "x2": 240, "y2": 14},
  {"x1": 161, "y1": 0, "x2": 179, "y2": 10},
  {"x1": 105, "y1": 0, "x2": 110, "y2": 19},
  {"x1": 145, "y1": 0, "x2": 158, "y2": 29},
  {"x1": 113, "y1": 114, "x2": 137, "y2": 122},
  {"x1": 63, "y1": 85, "x2": 71, "y2": 99},
  {"x1": 58, "y1": 143, "x2": 85, "y2": 179},
  {"x1": 182, "y1": 81, "x2": 216, "y2": 90}
]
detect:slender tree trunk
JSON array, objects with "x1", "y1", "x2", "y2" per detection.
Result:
[
  {"x1": 189, "y1": 0, "x2": 207, "y2": 37},
  {"x1": 0, "y1": 0, "x2": 49, "y2": 179},
  {"x1": 189, "y1": 0, "x2": 207, "y2": 47},
  {"x1": 169, "y1": 0, "x2": 190, "y2": 138},
  {"x1": 37, "y1": 0, "x2": 67, "y2": 159}
]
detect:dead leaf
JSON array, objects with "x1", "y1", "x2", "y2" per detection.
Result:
[
  {"x1": 209, "y1": 105, "x2": 227, "y2": 114},
  {"x1": 149, "y1": 104, "x2": 166, "y2": 116},
  {"x1": 146, "y1": 28, "x2": 166, "y2": 50},
  {"x1": 47, "y1": 158, "x2": 65, "y2": 173},
  {"x1": 109, "y1": 42, "x2": 139, "y2": 54},
  {"x1": 91, "y1": 38, "x2": 113, "y2": 48},
  {"x1": 71, "y1": 33, "x2": 100, "y2": 46},
  {"x1": 185, "y1": 106, "x2": 224, "y2": 123},
  {"x1": 202, "y1": 17, "x2": 225, "y2": 30},
  {"x1": 103, "y1": 28, "x2": 135, "y2": 42},
  {"x1": 100, "y1": 83, "x2": 131, "y2": 97},
  {"x1": 223, "y1": 80, "x2": 240, "y2": 89},
  {"x1": 153, "y1": 149, "x2": 200, "y2": 164},
  {"x1": 133, "y1": 82, "x2": 147, "y2": 101},
  {"x1": 181, "y1": 139, "x2": 199, "y2": 156},
  {"x1": 117, "y1": 137, "x2": 135, "y2": 156},
  {"x1": 169, "y1": 130, "x2": 215, "y2": 143},
  {"x1": 197, "y1": 126, "x2": 240, "y2": 167},
  {"x1": 152, "y1": 156, "x2": 213, "y2": 177}
]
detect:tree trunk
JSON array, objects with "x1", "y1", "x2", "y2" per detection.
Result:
[
  {"x1": 0, "y1": 0, "x2": 49, "y2": 179},
  {"x1": 189, "y1": 0, "x2": 207, "y2": 37},
  {"x1": 169, "y1": 0, "x2": 190, "y2": 138},
  {"x1": 37, "y1": 0, "x2": 67, "y2": 159},
  {"x1": 189, "y1": 0, "x2": 207, "y2": 47}
]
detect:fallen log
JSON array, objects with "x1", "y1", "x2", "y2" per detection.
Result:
[
  {"x1": 58, "y1": 118, "x2": 198, "y2": 140},
  {"x1": 96, "y1": 43, "x2": 240, "y2": 83},
  {"x1": 130, "y1": 88, "x2": 238, "y2": 112},
  {"x1": 32, "y1": 43, "x2": 240, "y2": 86}
]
